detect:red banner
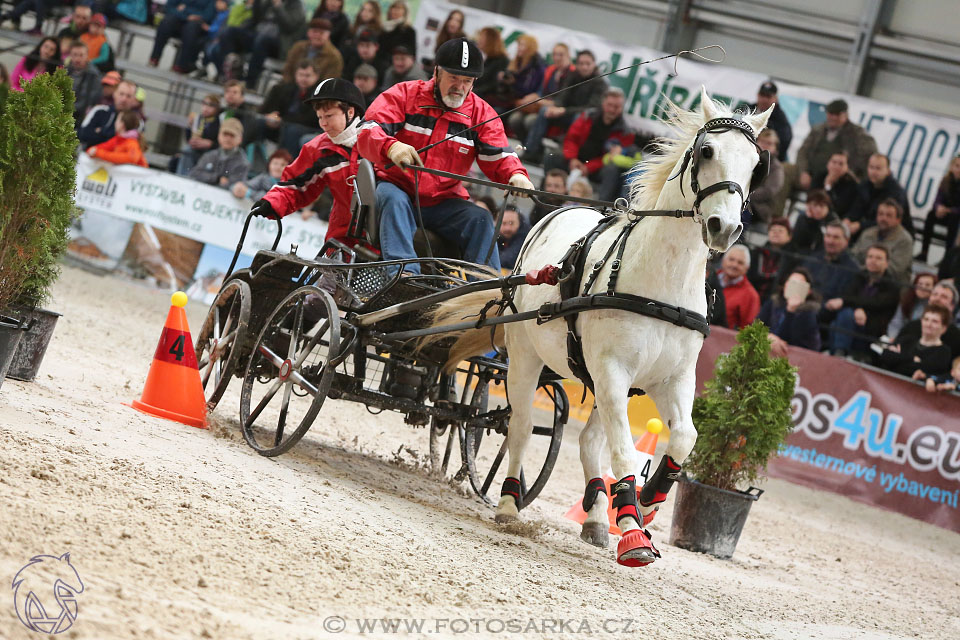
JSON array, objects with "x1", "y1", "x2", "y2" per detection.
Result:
[{"x1": 696, "y1": 328, "x2": 960, "y2": 532}]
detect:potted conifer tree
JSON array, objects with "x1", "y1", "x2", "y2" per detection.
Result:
[
  {"x1": 0, "y1": 70, "x2": 78, "y2": 383},
  {"x1": 669, "y1": 321, "x2": 797, "y2": 559}
]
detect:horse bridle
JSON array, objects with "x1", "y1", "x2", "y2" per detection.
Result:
[{"x1": 669, "y1": 116, "x2": 770, "y2": 219}]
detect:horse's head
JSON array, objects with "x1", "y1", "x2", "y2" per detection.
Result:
[
  {"x1": 13, "y1": 553, "x2": 85, "y2": 632},
  {"x1": 678, "y1": 87, "x2": 773, "y2": 252}
]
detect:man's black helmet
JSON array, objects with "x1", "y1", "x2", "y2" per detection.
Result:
[
  {"x1": 435, "y1": 37, "x2": 483, "y2": 78},
  {"x1": 303, "y1": 77, "x2": 366, "y2": 118}
]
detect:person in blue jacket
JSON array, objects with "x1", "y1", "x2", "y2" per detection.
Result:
[
  {"x1": 148, "y1": 0, "x2": 217, "y2": 74},
  {"x1": 758, "y1": 267, "x2": 823, "y2": 355}
]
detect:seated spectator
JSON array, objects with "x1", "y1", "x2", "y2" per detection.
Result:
[
  {"x1": 880, "y1": 304, "x2": 953, "y2": 380},
  {"x1": 78, "y1": 79, "x2": 138, "y2": 148},
  {"x1": 219, "y1": 80, "x2": 257, "y2": 145},
  {"x1": 895, "y1": 281, "x2": 960, "y2": 359},
  {"x1": 81, "y1": 14, "x2": 114, "y2": 73},
  {"x1": 824, "y1": 245, "x2": 900, "y2": 357},
  {"x1": 215, "y1": 0, "x2": 306, "y2": 90},
  {"x1": 284, "y1": 18, "x2": 344, "y2": 85},
  {"x1": 86, "y1": 111, "x2": 147, "y2": 167},
  {"x1": 758, "y1": 267, "x2": 822, "y2": 355},
  {"x1": 803, "y1": 221, "x2": 861, "y2": 302},
  {"x1": 939, "y1": 244, "x2": 960, "y2": 283},
  {"x1": 10, "y1": 37, "x2": 59, "y2": 92},
  {"x1": 811, "y1": 150, "x2": 859, "y2": 219},
  {"x1": 378, "y1": 1, "x2": 416, "y2": 66},
  {"x1": 66, "y1": 42, "x2": 102, "y2": 122},
  {"x1": 845, "y1": 153, "x2": 912, "y2": 238},
  {"x1": 352, "y1": 1, "x2": 383, "y2": 40},
  {"x1": 231, "y1": 148, "x2": 292, "y2": 201},
  {"x1": 749, "y1": 128, "x2": 785, "y2": 223},
  {"x1": 190, "y1": 118, "x2": 249, "y2": 188},
  {"x1": 917, "y1": 154, "x2": 960, "y2": 263},
  {"x1": 352, "y1": 63, "x2": 380, "y2": 106},
  {"x1": 380, "y1": 46, "x2": 426, "y2": 91},
  {"x1": 173, "y1": 93, "x2": 221, "y2": 175},
  {"x1": 491, "y1": 34, "x2": 543, "y2": 113},
  {"x1": 57, "y1": 5, "x2": 92, "y2": 41},
  {"x1": 522, "y1": 49, "x2": 607, "y2": 164},
  {"x1": 434, "y1": 9, "x2": 465, "y2": 54},
  {"x1": 198, "y1": 0, "x2": 231, "y2": 76},
  {"x1": 546, "y1": 87, "x2": 633, "y2": 202},
  {"x1": 148, "y1": 0, "x2": 215, "y2": 74},
  {"x1": 508, "y1": 42, "x2": 574, "y2": 142},
  {"x1": 472, "y1": 27, "x2": 510, "y2": 107},
  {"x1": 312, "y1": 0, "x2": 350, "y2": 51},
  {"x1": 886, "y1": 272, "x2": 937, "y2": 339},
  {"x1": 851, "y1": 198, "x2": 913, "y2": 283},
  {"x1": 0, "y1": 0, "x2": 51, "y2": 34},
  {"x1": 797, "y1": 99, "x2": 877, "y2": 189},
  {"x1": 792, "y1": 189, "x2": 839, "y2": 255},
  {"x1": 258, "y1": 61, "x2": 322, "y2": 155},
  {"x1": 749, "y1": 217, "x2": 795, "y2": 302},
  {"x1": 717, "y1": 244, "x2": 761, "y2": 329},
  {"x1": 99, "y1": 71, "x2": 122, "y2": 105},
  {"x1": 925, "y1": 355, "x2": 960, "y2": 393},
  {"x1": 497, "y1": 206, "x2": 531, "y2": 270},
  {"x1": 567, "y1": 178, "x2": 593, "y2": 203},
  {"x1": 750, "y1": 81, "x2": 791, "y2": 161},
  {"x1": 530, "y1": 168, "x2": 568, "y2": 226},
  {"x1": 341, "y1": 28, "x2": 384, "y2": 84}
]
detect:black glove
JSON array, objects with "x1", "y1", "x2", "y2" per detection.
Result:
[{"x1": 250, "y1": 199, "x2": 279, "y2": 220}]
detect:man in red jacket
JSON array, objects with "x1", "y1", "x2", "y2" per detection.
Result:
[
  {"x1": 357, "y1": 37, "x2": 533, "y2": 273},
  {"x1": 717, "y1": 244, "x2": 761, "y2": 329}
]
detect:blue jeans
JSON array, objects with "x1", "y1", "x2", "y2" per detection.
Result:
[
  {"x1": 523, "y1": 106, "x2": 572, "y2": 157},
  {"x1": 375, "y1": 181, "x2": 501, "y2": 274},
  {"x1": 829, "y1": 307, "x2": 871, "y2": 354}
]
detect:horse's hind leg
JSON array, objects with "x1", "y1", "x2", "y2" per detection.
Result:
[
  {"x1": 579, "y1": 407, "x2": 609, "y2": 548},
  {"x1": 494, "y1": 337, "x2": 543, "y2": 523}
]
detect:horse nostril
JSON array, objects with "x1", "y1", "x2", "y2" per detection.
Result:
[
  {"x1": 707, "y1": 216, "x2": 722, "y2": 236},
  {"x1": 734, "y1": 223, "x2": 743, "y2": 239}
]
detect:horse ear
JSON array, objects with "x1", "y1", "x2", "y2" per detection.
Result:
[
  {"x1": 60, "y1": 552, "x2": 71, "y2": 562},
  {"x1": 699, "y1": 86, "x2": 718, "y2": 120},
  {"x1": 747, "y1": 105, "x2": 774, "y2": 134}
]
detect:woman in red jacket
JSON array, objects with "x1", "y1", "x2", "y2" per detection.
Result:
[{"x1": 251, "y1": 78, "x2": 368, "y2": 251}]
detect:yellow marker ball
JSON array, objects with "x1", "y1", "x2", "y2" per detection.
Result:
[
  {"x1": 171, "y1": 291, "x2": 188, "y2": 308},
  {"x1": 646, "y1": 418, "x2": 664, "y2": 434}
]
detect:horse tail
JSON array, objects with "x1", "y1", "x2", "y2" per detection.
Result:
[{"x1": 418, "y1": 289, "x2": 506, "y2": 372}]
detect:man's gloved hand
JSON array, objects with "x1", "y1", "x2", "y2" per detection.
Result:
[
  {"x1": 508, "y1": 173, "x2": 535, "y2": 198},
  {"x1": 250, "y1": 199, "x2": 279, "y2": 220},
  {"x1": 386, "y1": 141, "x2": 423, "y2": 170}
]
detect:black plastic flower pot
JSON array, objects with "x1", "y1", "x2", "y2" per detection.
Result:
[
  {"x1": 0, "y1": 315, "x2": 28, "y2": 390},
  {"x1": 668, "y1": 475, "x2": 763, "y2": 559},
  {"x1": 6, "y1": 307, "x2": 62, "y2": 381}
]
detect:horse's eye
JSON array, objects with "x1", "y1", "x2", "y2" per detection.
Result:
[{"x1": 701, "y1": 146, "x2": 714, "y2": 159}]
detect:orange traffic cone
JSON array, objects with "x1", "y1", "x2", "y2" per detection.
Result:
[
  {"x1": 564, "y1": 421, "x2": 662, "y2": 535},
  {"x1": 131, "y1": 291, "x2": 207, "y2": 428}
]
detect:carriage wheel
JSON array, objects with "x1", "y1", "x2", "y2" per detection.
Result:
[
  {"x1": 239, "y1": 286, "x2": 340, "y2": 457},
  {"x1": 195, "y1": 279, "x2": 251, "y2": 411},
  {"x1": 428, "y1": 374, "x2": 459, "y2": 476},
  {"x1": 462, "y1": 376, "x2": 567, "y2": 510}
]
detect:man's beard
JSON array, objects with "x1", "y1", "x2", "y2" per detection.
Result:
[{"x1": 442, "y1": 92, "x2": 466, "y2": 109}]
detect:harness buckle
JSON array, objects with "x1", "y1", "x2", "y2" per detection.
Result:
[
  {"x1": 610, "y1": 259, "x2": 621, "y2": 272},
  {"x1": 592, "y1": 259, "x2": 605, "y2": 272}
]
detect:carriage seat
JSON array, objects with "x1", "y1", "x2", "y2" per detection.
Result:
[{"x1": 349, "y1": 159, "x2": 462, "y2": 260}]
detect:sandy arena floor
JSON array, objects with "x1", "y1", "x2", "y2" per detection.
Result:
[{"x1": 1, "y1": 266, "x2": 959, "y2": 640}]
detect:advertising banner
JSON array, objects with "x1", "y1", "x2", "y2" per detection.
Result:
[
  {"x1": 414, "y1": 0, "x2": 960, "y2": 215},
  {"x1": 697, "y1": 328, "x2": 960, "y2": 532}
]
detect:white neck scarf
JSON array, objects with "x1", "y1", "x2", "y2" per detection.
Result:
[{"x1": 330, "y1": 118, "x2": 360, "y2": 147}]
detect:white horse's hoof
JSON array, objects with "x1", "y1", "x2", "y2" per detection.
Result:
[
  {"x1": 494, "y1": 512, "x2": 518, "y2": 524},
  {"x1": 580, "y1": 522, "x2": 609, "y2": 548}
]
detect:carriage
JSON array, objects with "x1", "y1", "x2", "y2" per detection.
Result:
[{"x1": 193, "y1": 159, "x2": 570, "y2": 509}]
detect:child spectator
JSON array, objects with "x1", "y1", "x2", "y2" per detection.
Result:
[
  {"x1": 10, "y1": 37, "x2": 59, "y2": 91},
  {"x1": 86, "y1": 111, "x2": 148, "y2": 167},
  {"x1": 231, "y1": 149, "x2": 292, "y2": 201},
  {"x1": 174, "y1": 93, "x2": 221, "y2": 175},
  {"x1": 886, "y1": 272, "x2": 936, "y2": 339},
  {"x1": 748, "y1": 217, "x2": 795, "y2": 302},
  {"x1": 434, "y1": 9, "x2": 464, "y2": 53},
  {"x1": 917, "y1": 154, "x2": 960, "y2": 263},
  {"x1": 758, "y1": 267, "x2": 822, "y2": 356},
  {"x1": 880, "y1": 304, "x2": 953, "y2": 380},
  {"x1": 926, "y1": 355, "x2": 960, "y2": 393},
  {"x1": 189, "y1": 118, "x2": 249, "y2": 188},
  {"x1": 717, "y1": 244, "x2": 762, "y2": 329},
  {"x1": 81, "y1": 14, "x2": 114, "y2": 73}
]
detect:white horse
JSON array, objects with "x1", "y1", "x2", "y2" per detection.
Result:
[{"x1": 428, "y1": 88, "x2": 771, "y2": 566}]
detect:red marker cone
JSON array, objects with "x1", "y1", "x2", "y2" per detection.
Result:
[
  {"x1": 564, "y1": 428, "x2": 660, "y2": 535},
  {"x1": 131, "y1": 291, "x2": 207, "y2": 428}
]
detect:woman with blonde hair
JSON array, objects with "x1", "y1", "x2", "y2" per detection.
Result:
[
  {"x1": 379, "y1": 1, "x2": 417, "y2": 64},
  {"x1": 497, "y1": 33, "x2": 545, "y2": 113},
  {"x1": 473, "y1": 26, "x2": 509, "y2": 104},
  {"x1": 434, "y1": 9, "x2": 465, "y2": 52}
]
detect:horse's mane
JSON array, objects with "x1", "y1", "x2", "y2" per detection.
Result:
[{"x1": 629, "y1": 96, "x2": 735, "y2": 210}]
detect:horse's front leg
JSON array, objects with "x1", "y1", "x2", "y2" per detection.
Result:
[{"x1": 578, "y1": 407, "x2": 609, "y2": 548}]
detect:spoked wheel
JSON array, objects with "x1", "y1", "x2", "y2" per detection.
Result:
[
  {"x1": 428, "y1": 374, "x2": 459, "y2": 476},
  {"x1": 462, "y1": 374, "x2": 567, "y2": 509},
  {"x1": 239, "y1": 286, "x2": 340, "y2": 456},
  {"x1": 195, "y1": 279, "x2": 251, "y2": 411}
]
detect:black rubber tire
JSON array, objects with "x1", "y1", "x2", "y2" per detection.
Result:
[{"x1": 195, "y1": 279, "x2": 251, "y2": 411}]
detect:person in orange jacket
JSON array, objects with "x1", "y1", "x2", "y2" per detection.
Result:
[{"x1": 86, "y1": 110, "x2": 148, "y2": 168}]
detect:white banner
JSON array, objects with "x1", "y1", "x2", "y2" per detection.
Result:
[
  {"x1": 415, "y1": 0, "x2": 960, "y2": 214},
  {"x1": 74, "y1": 154, "x2": 328, "y2": 259}
]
